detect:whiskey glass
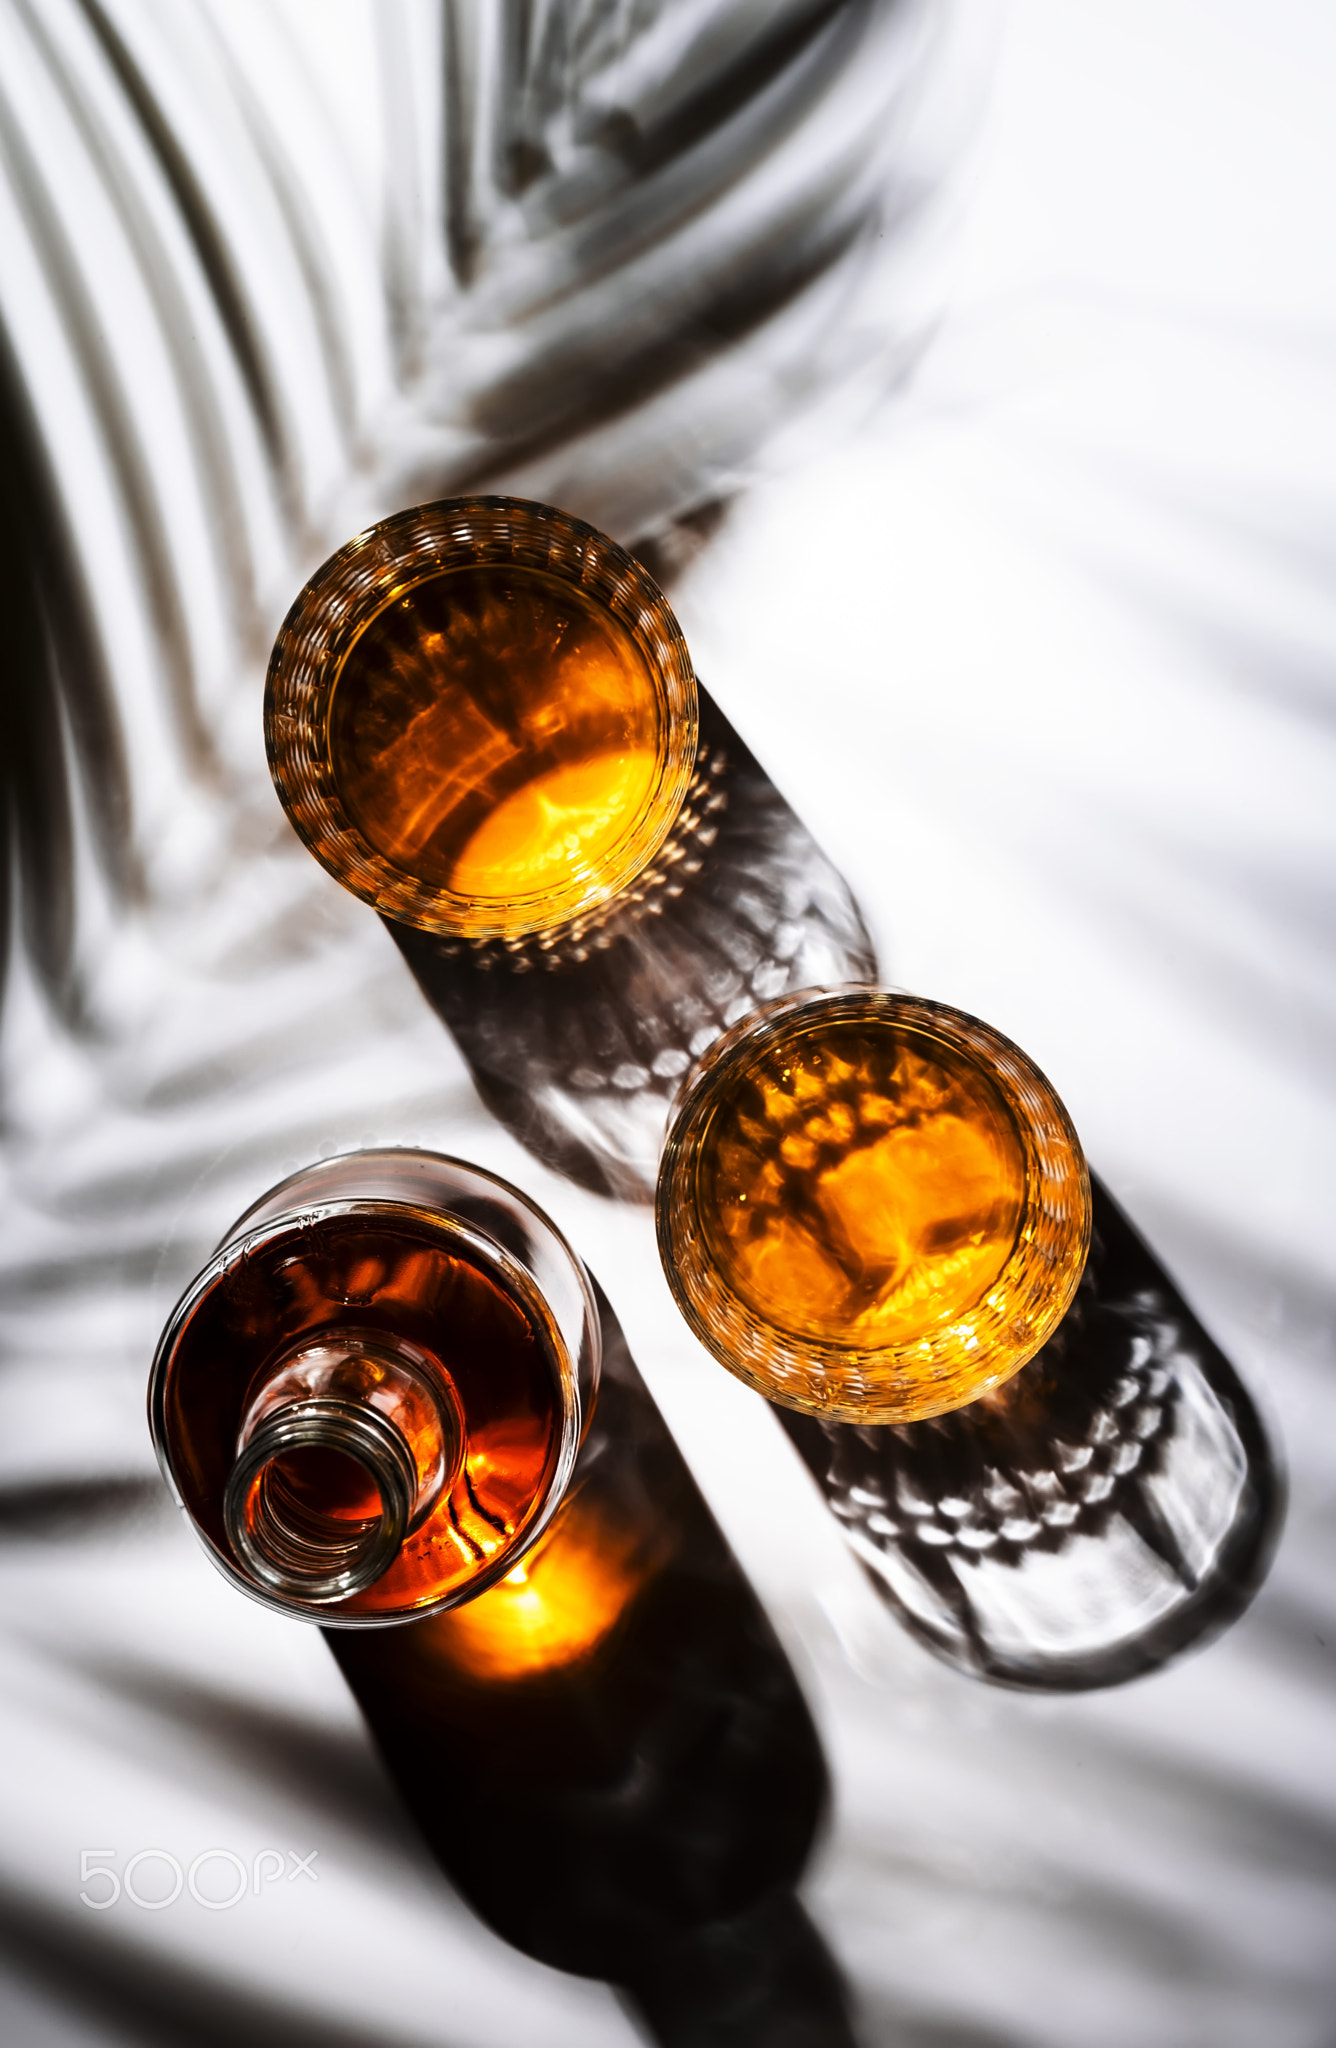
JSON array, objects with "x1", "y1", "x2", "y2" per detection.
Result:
[
  {"x1": 656, "y1": 986, "x2": 1281, "y2": 1689},
  {"x1": 656, "y1": 986, "x2": 1092, "y2": 1423},
  {"x1": 265, "y1": 496, "x2": 698, "y2": 941},
  {"x1": 265, "y1": 497, "x2": 874, "y2": 1200}
]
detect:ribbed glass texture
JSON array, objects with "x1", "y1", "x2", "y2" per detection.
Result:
[
  {"x1": 658, "y1": 989, "x2": 1092, "y2": 1423},
  {"x1": 264, "y1": 496, "x2": 699, "y2": 940}
]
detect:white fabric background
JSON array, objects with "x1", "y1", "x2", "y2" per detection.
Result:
[{"x1": 0, "y1": 3, "x2": 1333, "y2": 2043}]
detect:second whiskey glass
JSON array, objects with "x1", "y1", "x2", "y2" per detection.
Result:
[
  {"x1": 655, "y1": 987, "x2": 1281, "y2": 1689},
  {"x1": 657, "y1": 987, "x2": 1092, "y2": 1423}
]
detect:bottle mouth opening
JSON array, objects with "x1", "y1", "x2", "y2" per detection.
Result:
[{"x1": 222, "y1": 1398, "x2": 418, "y2": 1602}]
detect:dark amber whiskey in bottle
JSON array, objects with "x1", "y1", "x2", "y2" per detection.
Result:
[
  {"x1": 658, "y1": 989, "x2": 1091, "y2": 1423},
  {"x1": 150, "y1": 1152, "x2": 597, "y2": 1622},
  {"x1": 265, "y1": 497, "x2": 698, "y2": 940}
]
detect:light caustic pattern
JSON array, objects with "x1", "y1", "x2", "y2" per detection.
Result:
[
  {"x1": 329, "y1": 566, "x2": 659, "y2": 908},
  {"x1": 698, "y1": 1023, "x2": 1027, "y2": 1348},
  {"x1": 421, "y1": 1493, "x2": 654, "y2": 1682}
]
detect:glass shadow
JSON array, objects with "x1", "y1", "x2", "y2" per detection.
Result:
[
  {"x1": 778, "y1": 1176, "x2": 1285, "y2": 1691},
  {"x1": 387, "y1": 685, "x2": 877, "y2": 1202},
  {"x1": 390, "y1": 672, "x2": 1282, "y2": 1693},
  {"x1": 329, "y1": 1283, "x2": 860, "y2": 2047}
]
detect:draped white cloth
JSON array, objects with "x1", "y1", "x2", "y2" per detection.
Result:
[{"x1": 0, "y1": 2, "x2": 1332, "y2": 2043}]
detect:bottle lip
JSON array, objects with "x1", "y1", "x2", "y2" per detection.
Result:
[
  {"x1": 148, "y1": 1149, "x2": 601, "y2": 1627},
  {"x1": 222, "y1": 1395, "x2": 420, "y2": 1604},
  {"x1": 263, "y1": 494, "x2": 699, "y2": 941},
  {"x1": 655, "y1": 986, "x2": 1093, "y2": 1425}
]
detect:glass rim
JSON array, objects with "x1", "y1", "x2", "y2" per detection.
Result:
[
  {"x1": 655, "y1": 987, "x2": 1093, "y2": 1424},
  {"x1": 264, "y1": 495, "x2": 700, "y2": 940}
]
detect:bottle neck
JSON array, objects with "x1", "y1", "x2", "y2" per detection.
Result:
[{"x1": 223, "y1": 1332, "x2": 462, "y2": 1604}]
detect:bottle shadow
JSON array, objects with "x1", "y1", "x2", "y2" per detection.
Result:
[
  {"x1": 328, "y1": 1284, "x2": 861, "y2": 2047},
  {"x1": 779, "y1": 1176, "x2": 1285, "y2": 1691},
  {"x1": 387, "y1": 685, "x2": 876, "y2": 1202}
]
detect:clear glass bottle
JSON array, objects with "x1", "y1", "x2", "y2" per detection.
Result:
[
  {"x1": 656, "y1": 989, "x2": 1283, "y2": 1690},
  {"x1": 150, "y1": 1150, "x2": 599, "y2": 1622},
  {"x1": 150, "y1": 1151, "x2": 858, "y2": 2040},
  {"x1": 265, "y1": 498, "x2": 874, "y2": 1200}
]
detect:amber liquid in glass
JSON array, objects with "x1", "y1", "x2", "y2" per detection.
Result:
[
  {"x1": 660, "y1": 992, "x2": 1089, "y2": 1422},
  {"x1": 698, "y1": 1019, "x2": 1026, "y2": 1347},
  {"x1": 162, "y1": 1211, "x2": 563, "y2": 1617},
  {"x1": 329, "y1": 566, "x2": 661, "y2": 912}
]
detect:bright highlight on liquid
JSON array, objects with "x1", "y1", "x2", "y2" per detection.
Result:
[
  {"x1": 329, "y1": 564, "x2": 662, "y2": 915},
  {"x1": 698, "y1": 1023, "x2": 1027, "y2": 1348},
  {"x1": 453, "y1": 748, "x2": 658, "y2": 899}
]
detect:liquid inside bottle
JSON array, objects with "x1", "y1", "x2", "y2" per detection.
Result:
[
  {"x1": 658, "y1": 989, "x2": 1091, "y2": 1423},
  {"x1": 150, "y1": 1152, "x2": 596, "y2": 1623}
]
